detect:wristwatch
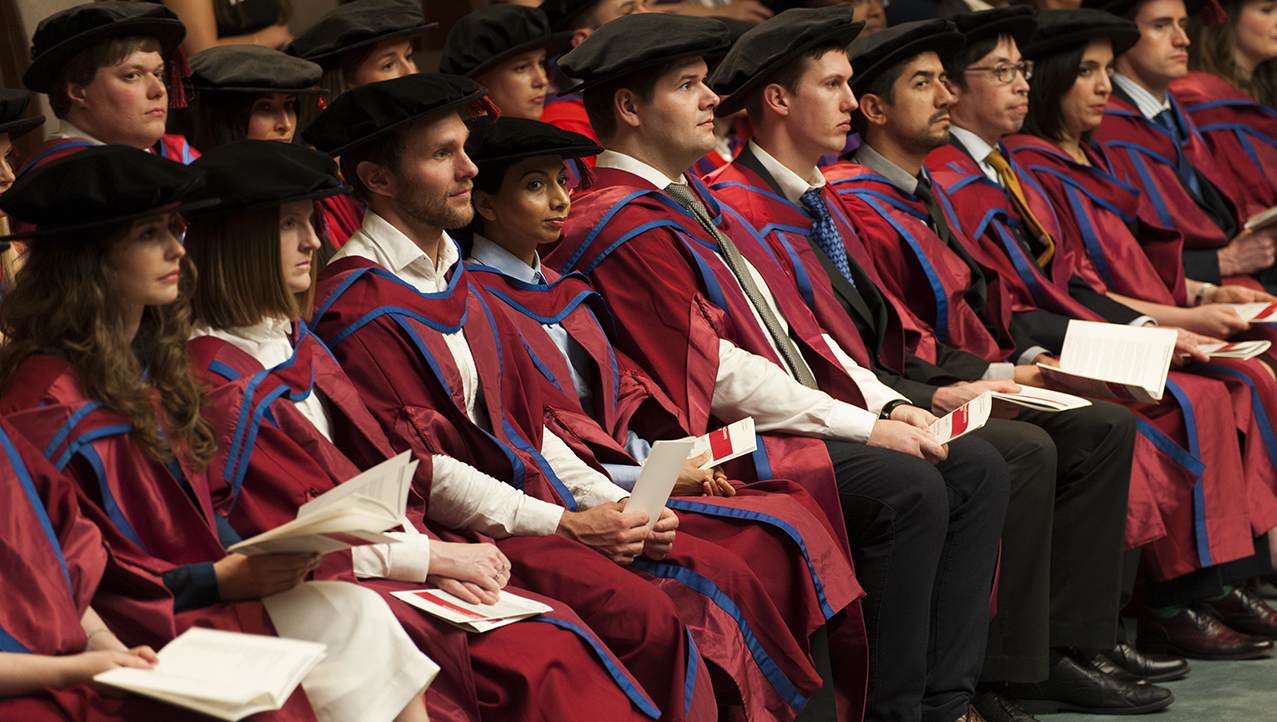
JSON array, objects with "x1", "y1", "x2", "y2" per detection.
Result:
[{"x1": 879, "y1": 399, "x2": 913, "y2": 420}]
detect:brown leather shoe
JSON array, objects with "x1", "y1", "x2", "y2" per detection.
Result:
[
  {"x1": 1137, "y1": 606, "x2": 1274, "y2": 660},
  {"x1": 1202, "y1": 586, "x2": 1277, "y2": 638}
]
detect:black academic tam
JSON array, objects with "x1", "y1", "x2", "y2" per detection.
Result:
[
  {"x1": 1021, "y1": 9, "x2": 1141, "y2": 60},
  {"x1": 25, "y1": 1, "x2": 186, "y2": 93},
  {"x1": 557, "y1": 14, "x2": 733, "y2": 96},
  {"x1": 190, "y1": 45, "x2": 325, "y2": 95},
  {"x1": 440, "y1": 5, "x2": 572, "y2": 79},
  {"x1": 303, "y1": 74, "x2": 489, "y2": 157},
  {"x1": 0, "y1": 89, "x2": 44, "y2": 142},
  {"x1": 467, "y1": 116, "x2": 602, "y2": 170},
  {"x1": 847, "y1": 19, "x2": 965, "y2": 96},
  {"x1": 0, "y1": 146, "x2": 217, "y2": 242},
  {"x1": 187, "y1": 140, "x2": 348, "y2": 220},
  {"x1": 286, "y1": 0, "x2": 438, "y2": 64}
]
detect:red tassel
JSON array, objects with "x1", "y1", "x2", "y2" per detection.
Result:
[
  {"x1": 574, "y1": 157, "x2": 597, "y2": 190},
  {"x1": 168, "y1": 45, "x2": 192, "y2": 109},
  {"x1": 1200, "y1": 0, "x2": 1226, "y2": 25},
  {"x1": 314, "y1": 87, "x2": 328, "y2": 111},
  {"x1": 464, "y1": 96, "x2": 501, "y2": 123}
]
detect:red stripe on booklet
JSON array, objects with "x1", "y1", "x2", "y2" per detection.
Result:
[
  {"x1": 320, "y1": 532, "x2": 377, "y2": 547},
  {"x1": 708, "y1": 428, "x2": 733, "y2": 460},
  {"x1": 1257, "y1": 304, "x2": 1277, "y2": 321},
  {"x1": 950, "y1": 407, "x2": 969, "y2": 435},
  {"x1": 413, "y1": 592, "x2": 487, "y2": 619}
]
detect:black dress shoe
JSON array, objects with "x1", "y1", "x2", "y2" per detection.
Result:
[
  {"x1": 972, "y1": 689, "x2": 1039, "y2": 722},
  {"x1": 1100, "y1": 642, "x2": 1190, "y2": 683},
  {"x1": 1202, "y1": 586, "x2": 1277, "y2": 638},
  {"x1": 1004, "y1": 652, "x2": 1174, "y2": 715},
  {"x1": 1082, "y1": 648, "x2": 1145, "y2": 684},
  {"x1": 1138, "y1": 606, "x2": 1274, "y2": 660}
]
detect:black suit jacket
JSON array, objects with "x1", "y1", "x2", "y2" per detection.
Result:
[{"x1": 733, "y1": 146, "x2": 994, "y2": 409}]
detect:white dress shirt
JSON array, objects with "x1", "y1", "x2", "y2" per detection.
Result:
[
  {"x1": 49, "y1": 120, "x2": 104, "y2": 145},
  {"x1": 1112, "y1": 73, "x2": 1172, "y2": 121},
  {"x1": 596, "y1": 150, "x2": 884, "y2": 442},
  {"x1": 189, "y1": 316, "x2": 432, "y2": 582},
  {"x1": 334, "y1": 212, "x2": 629, "y2": 539}
]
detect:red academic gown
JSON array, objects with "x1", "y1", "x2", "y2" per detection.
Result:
[
  {"x1": 1170, "y1": 71, "x2": 1277, "y2": 221},
  {"x1": 466, "y1": 262, "x2": 864, "y2": 720},
  {"x1": 0, "y1": 356, "x2": 317, "y2": 721},
  {"x1": 187, "y1": 324, "x2": 659, "y2": 722},
  {"x1": 21, "y1": 135, "x2": 199, "y2": 173},
  {"x1": 926, "y1": 140, "x2": 1277, "y2": 578},
  {"x1": 542, "y1": 94, "x2": 597, "y2": 166},
  {"x1": 0, "y1": 414, "x2": 245, "y2": 722},
  {"x1": 319, "y1": 196, "x2": 364, "y2": 248},
  {"x1": 545, "y1": 171, "x2": 880, "y2": 718},
  {"x1": 1092, "y1": 92, "x2": 1258, "y2": 288},
  {"x1": 311, "y1": 255, "x2": 714, "y2": 722}
]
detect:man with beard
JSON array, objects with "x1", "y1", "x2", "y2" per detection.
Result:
[
  {"x1": 547, "y1": 13, "x2": 1010, "y2": 722},
  {"x1": 304, "y1": 73, "x2": 717, "y2": 722}
]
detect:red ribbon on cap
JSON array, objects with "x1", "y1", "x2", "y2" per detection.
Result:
[
  {"x1": 1199, "y1": 0, "x2": 1226, "y2": 25},
  {"x1": 464, "y1": 96, "x2": 501, "y2": 123},
  {"x1": 572, "y1": 157, "x2": 597, "y2": 191}
]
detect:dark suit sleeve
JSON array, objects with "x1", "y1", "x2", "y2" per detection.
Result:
[
  {"x1": 1066, "y1": 275, "x2": 1143, "y2": 324},
  {"x1": 1011, "y1": 310, "x2": 1069, "y2": 355},
  {"x1": 1183, "y1": 248, "x2": 1223, "y2": 285}
]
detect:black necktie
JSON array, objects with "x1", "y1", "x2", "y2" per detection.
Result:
[{"x1": 664, "y1": 182, "x2": 819, "y2": 389}]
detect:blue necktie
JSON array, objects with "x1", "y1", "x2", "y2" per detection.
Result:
[
  {"x1": 800, "y1": 187, "x2": 855, "y2": 289},
  {"x1": 1154, "y1": 108, "x2": 1203, "y2": 201}
]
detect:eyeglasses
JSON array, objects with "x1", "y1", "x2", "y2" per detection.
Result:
[
  {"x1": 846, "y1": 0, "x2": 891, "y2": 8},
  {"x1": 964, "y1": 61, "x2": 1034, "y2": 84}
]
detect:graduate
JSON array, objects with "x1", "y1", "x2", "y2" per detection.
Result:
[
  {"x1": 440, "y1": 5, "x2": 572, "y2": 121},
  {"x1": 927, "y1": 5, "x2": 1277, "y2": 662},
  {"x1": 0, "y1": 89, "x2": 42, "y2": 281},
  {"x1": 186, "y1": 45, "x2": 325, "y2": 152},
  {"x1": 0, "y1": 145, "x2": 438, "y2": 722},
  {"x1": 703, "y1": 8, "x2": 1165, "y2": 719},
  {"x1": 1174, "y1": 0, "x2": 1277, "y2": 220},
  {"x1": 539, "y1": 0, "x2": 651, "y2": 146},
  {"x1": 286, "y1": 0, "x2": 436, "y2": 245},
  {"x1": 546, "y1": 14, "x2": 1010, "y2": 722},
  {"x1": 460, "y1": 116, "x2": 866, "y2": 720},
  {"x1": 304, "y1": 73, "x2": 718, "y2": 722},
  {"x1": 21, "y1": 2, "x2": 199, "y2": 169},
  {"x1": 1087, "y1": 0, "x2": 1277, "y2": 289},
  {"x1": 1005, "y1": 6, "x2": 1277, "y2": 662},
  {"x1": 181, "y1": 138, "x2": 660, "y2": 722}
]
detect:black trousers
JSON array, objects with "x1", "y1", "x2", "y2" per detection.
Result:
[
  {"x1": 970, "y1": 401, "x2": 1135, "y2": 683},
  {"x1": 827, "y1": 435, "x2": 1008, "y2": 722}
]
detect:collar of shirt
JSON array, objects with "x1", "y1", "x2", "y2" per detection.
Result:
[
  {"x1": 1112, "y1": 73, "x2": 1171, "y2": 120},
  {"x1": 748, "y1": 140, "x2": 825, "y2": 206},
  {"x1": 596, "y1": 149, "x2": 686, "y2": 189},
  {"x1": 851, "y1": 142, "x2": 920, "y2": 195},
  {"x1": 948, "y1": 125, "x2": 1002, "y2": 185},
  {"x1": 469, "y1": 234, "x2": 543, "y2": 284},
  {"x1": 335, "y1": 210, "x2": 459, "y2": 293},
  {"x1": 50, "y1": 120, "x2": 104, "y2": 145},
  {"x1": 190, "y1": 316, "x2": 295, "y2": 370}
]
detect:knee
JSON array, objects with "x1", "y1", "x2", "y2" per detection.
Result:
[
  {"x1": 945, "y1": 436, "x2": 1012, "y2": 507},
  {"x1": 1084, "y1": 400, "x2": 1138, "y2": 445}
]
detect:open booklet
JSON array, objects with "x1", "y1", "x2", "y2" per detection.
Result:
[
  {"x1": 393, "y1": 588, "x2": 554, "y2": 633},
  {"x1": 93, "y1": 628, "x2": 326, "y2": 721},
  {"x1": 228, "y1": 451, "x2": 417, "y2": 556},
  {"x1": 1245, "y1": 204, "x2": 1277, "y2": 231},
  {"x1": 929, "y1": 392, "x2": 992, "y2": 444},
  {"x1": 1224, "y1": 302, "x2": 1277, "y2": 323},
  {"x1": 687, "y1": 418, "x2": 756, "y2": 469},
  {"x1": 987, "y1": 387, "x2": 1092, "y2": 412},
  {"x1": 1036, "y1": 321, "x2": 1177, "y2": 404}
]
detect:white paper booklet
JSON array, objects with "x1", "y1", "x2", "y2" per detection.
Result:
[
  {"x1": 624, "y1": 438, "x2": 696, "y2": 529},
  {"x1": 1196, "y1": 340, "x2": 1271, "y2": 360},
  {"x1": 687, "y1": 418, "x2": 756, "y2": 469},
  {"x1": 929, "y1": 392, "x2": 992, "y2": 444},
  {"x1": 1244, "y1": 204, "x2": 1277, "y2": 230},
  {"x1": 393, "y1": 588, "x2": 553, "y2": 633},
  {"x1": 93, "y1": 628, "x2": 325, "y2": 721},
  {"x1": 1036, "y1": 321, "x2": 1176, "y2": 404},
  {"x1": 1225, "y1": 302, "x2": 1277, "y2": 323},
  {"x1": 988, "y1": 387, "x2": 1092, "y2": 412},
  {"x1": 228, "y1": 451, "x2": 416, "y2": 556}
]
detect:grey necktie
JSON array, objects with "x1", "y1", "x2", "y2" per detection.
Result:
[{"x1": 664, "y1": 182, "x2": 819, "y2": 389}]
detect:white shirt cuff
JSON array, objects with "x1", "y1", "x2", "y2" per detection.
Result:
[
  {"x1": 1129, "y1": 316, "x2": 1156, "y2": 327},
  {"x1": 1016, "y1": 346, "x2": 1052, "y2": 366},
  {"x1": 351, "y1": 528, "x2": 432, "y2": 582},
  {"x1": 981, "y1": 362, "x2": 1016, "y2": 380}
]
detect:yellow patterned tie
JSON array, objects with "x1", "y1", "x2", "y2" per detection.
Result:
[{"x1": 985, "y1": 149, "x2": 1055, "y2": 267}]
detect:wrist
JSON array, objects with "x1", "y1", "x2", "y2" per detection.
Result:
[
  {"x1": 880, "y1": 399, "x2": 913, "y2": 420},
  {"x1": 1195, "y1": 283, "x2": 1216, "y2": 307}
]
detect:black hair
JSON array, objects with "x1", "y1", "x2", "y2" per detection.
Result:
[
  {"x1": 581, "y1": 59, "x2": 680, "y2": 141},
  {"x1": 1022, "y1": 42, "x2": 1088, "y2": 143},
  {"x1": 944, "y1": 35, "x2": 1002, "y2": 89},
  {"x1": 454, "y1": 158, "x2": 516, "y2": 253}
]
